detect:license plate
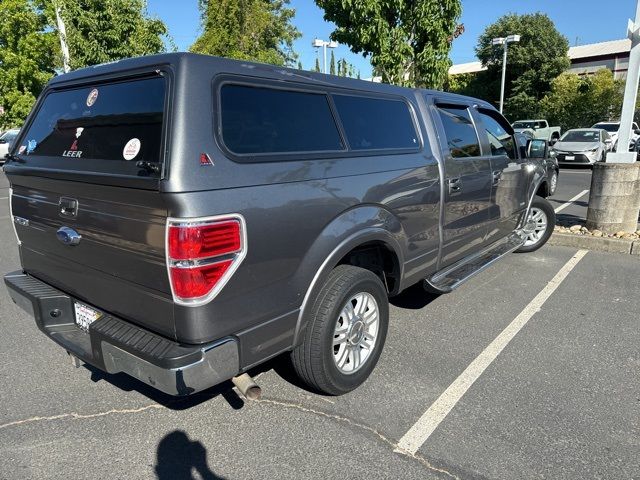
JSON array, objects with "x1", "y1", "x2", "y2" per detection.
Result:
[
  {"x1": 74, "y1": 302, "x2": 102, "y2": 331},
  {"x1": 565, "y1": 155, "x2": 575, "y2": 160}
]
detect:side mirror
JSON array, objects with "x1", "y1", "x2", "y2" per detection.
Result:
[{"x1": 526, "y1": 139, "x2": 548, "y2": 159}]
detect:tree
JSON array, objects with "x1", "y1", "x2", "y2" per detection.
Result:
[
  {"x1": 315, "y1": 0, "x2": 462, "y2": 88},
  {"x1": 191, "y1": 0, "x2": 300, "y2": 66},
  {"x1": 541, "y1": 70, "x2": 624, "y2": 132},
  {"x1": 314, "y1": 57, "x2": 321, "y2": 72},
  {"x1": 330, "y1": 50, "x2": 336, "y2": 75},
  {"x1": 297, "y1": 60, "x2": 303, "y2": 70},
  {"x1": 52, "y1": 0, "x2": 169, "y2": 70},
  {"x1": 0, "y1": 0, "x2": 56, "y2": 129},
  {"x1": 475, "y1": 13, "x2": 569, "y2": 119}
]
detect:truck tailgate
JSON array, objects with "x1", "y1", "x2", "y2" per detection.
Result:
[{"x1": 10, "y1": 175, "x2": 175, "y2": 338}]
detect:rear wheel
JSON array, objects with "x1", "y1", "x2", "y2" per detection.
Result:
[
  {"x1": 516, "y1": 196, "x2": 555, "y2": 253},
  {"x1": 291, "y1": 265, "x2": 389, "y2": 395}
]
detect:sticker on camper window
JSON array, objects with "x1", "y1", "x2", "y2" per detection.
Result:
[
  {"x1": 27, "y1": 139, "x2": 37, "y2": 154},
  {"x1": 18, "y1": 145, "x2": 26, "y2": 154},
  {"x1": 123, "y1": 138, "x2": 141, "y2": 160},
  {"x1": 86, "y1": 88, "x2": 99, "y2": 107}
]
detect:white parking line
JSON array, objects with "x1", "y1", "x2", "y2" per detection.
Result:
[
  {"x1": 395, "y1": 249, "x2": 588, "y2": 455},
  {"x1": 554, "y1": 189, "x2": 589, "y2": 213}
]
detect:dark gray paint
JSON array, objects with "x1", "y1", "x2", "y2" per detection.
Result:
[{"x1": 4, "y1": 53, "x2": 548, "y2": 374}]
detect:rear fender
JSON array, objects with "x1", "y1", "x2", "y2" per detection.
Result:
[{"x1": 291, "y1": 206, "x2": 405, "y2": 347}]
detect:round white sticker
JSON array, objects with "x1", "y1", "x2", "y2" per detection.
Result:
[
  {"x1": 123, "y1": 138, "x2": 141, "y2": 161},
  {"x1": 86, "y1": 88, "x2": 99, "y2": 107}
]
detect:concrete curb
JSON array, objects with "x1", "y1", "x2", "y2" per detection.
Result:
[{"x1": 549, "y1": 232, "x2": 640, "y2": 255}]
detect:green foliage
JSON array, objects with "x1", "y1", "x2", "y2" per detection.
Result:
[
  {"x1": 51, "y1": 0, "x2": 169, "y2": 70},
  {"x1": 330, "y1": 50, "x2": 336, "y2": 75},
  {"x1": 541, "y1": 70, "x2": 624, "y2": 131},
  {"x1": 315, "y1": 0, "x2": 462, "y2": 88},
  {"x1": 0, "y1": 0, "x2": 56, "y2": 128},
  {"x1": 0, "y1": 0, "x2": 168, "y2": 128},
  {"x1": 191, "y1": 0, "x2": 300, "y2": 66},
  {"x1": 297, "y1": 60, "x2": 303, "y2": 70},
  {"x1": 474, "y1": 13, "x2": 569, "y2": 119},
  {"x1": 314, "y1": 57, "x2": 321, "y2": 72}
]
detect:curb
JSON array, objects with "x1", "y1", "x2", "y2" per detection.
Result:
[{"x1": 549, "y1": 232, "x2": 640, "y2": 255}]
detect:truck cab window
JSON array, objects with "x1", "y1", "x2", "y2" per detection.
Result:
[
  {"x1": 478, "y1": 112, "x2": 516, "y2": 160},
  {"x1": 436, "y1": 106, "x2": 480, "y2": 158}
]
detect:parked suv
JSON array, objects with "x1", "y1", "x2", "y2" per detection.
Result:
[{"x1": 3, "y1": 54, "x2": 555, "y2": 397}]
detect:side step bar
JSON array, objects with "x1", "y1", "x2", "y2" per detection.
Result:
[{"x1": 424, "y1": 233, "x2": 525, "y2": 294}]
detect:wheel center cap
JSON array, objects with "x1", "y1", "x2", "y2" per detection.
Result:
[{"x1": 348, "y1": 320, "x2": 365, "y2": 345}]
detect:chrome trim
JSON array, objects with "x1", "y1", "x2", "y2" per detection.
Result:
[
  {"x1": 9, "y1": 188, "x2": 21, "y2": 245},
  {"x1": 101, "y1": 339, "x2": 239, "y2": 396},
  {"x1": 165, "y1": 213, "x2": 248, "y2": 307}
]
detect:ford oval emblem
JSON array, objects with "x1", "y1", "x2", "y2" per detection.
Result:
[{"x1": 56, "y1": 227, "x2": 82, "y2": 246}]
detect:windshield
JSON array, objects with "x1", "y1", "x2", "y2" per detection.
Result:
[
  {"x1": 560, "y1": 130, "x2": 600, "y2": 142},
  {"x1": 513, "y1": 121, "x2": 535, "y2": 129},
  {"x1": 15, "y1": 75, "x2": 166, "y2": 177},
  {"x1": 592, "y1": 123, "x2": 619, "y2": 132},
  {"x1": 1, "y1": 129, "x2": 19, "y2": 141}
]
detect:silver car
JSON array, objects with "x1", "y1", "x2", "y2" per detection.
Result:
[{"x1": 552, "y1": 128, "x2": 612, "y2": 165}]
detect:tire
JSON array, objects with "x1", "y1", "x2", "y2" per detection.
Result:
[
  {"x1": 291, "y1": 265, "x2": 389, "y2": 395},
  {"x1": 548, "y1": 170, "x2": 558, "y2": 196},
  {"x1": 516, "y1": 195, "x2": 556, "y2": 253}
]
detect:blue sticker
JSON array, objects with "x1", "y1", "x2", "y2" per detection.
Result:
[{"x1": 27, "y1": 139, "x2": 37, "y2": 154}]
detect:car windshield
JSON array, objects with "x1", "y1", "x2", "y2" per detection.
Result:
[
  {"x1": 513, "y1": 121, "x2": 535, "y2": 129},
  {"x1": 592, "y1": 123, "x2": 619, "y2": 132},
  {"x1": 0, "y1": 130, "x2": 19, "y2": 142},
  {"x1": 561, "y1": 130, "x2": 599, "y2": 142}
]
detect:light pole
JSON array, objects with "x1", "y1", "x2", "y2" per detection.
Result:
[
  {"x1": 491, "y1": 34, "x2": 520, "y2": 113},
  {"x1": 312, "y1": 38, "x2": 338, "y2": 74}
]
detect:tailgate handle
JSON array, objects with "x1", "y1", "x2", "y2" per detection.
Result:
[{"x1": 59, "y1": 197, "x2": 78, "y2": 218}]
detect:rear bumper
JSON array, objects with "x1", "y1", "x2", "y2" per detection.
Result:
[{"x1": 4, "y1": 271, "x2": 239, "y2": 396}]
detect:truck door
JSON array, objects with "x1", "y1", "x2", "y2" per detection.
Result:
[
  {"x1": 433, "y1": 102, "x2": 494, "y2": 267},
  {"x1": 472, "y1": 108, "x2": 528, "y2": 244}
]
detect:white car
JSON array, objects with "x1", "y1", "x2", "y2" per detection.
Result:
[
  {"x1": 553, "y1": 128, "x2": 612, "y2": 166},
  {"x1": 0, "y1": 128, "x2": 20, "y2": 163},
  {"x1": 591, "y1": 121, "x2": 639, "y2": 152}
]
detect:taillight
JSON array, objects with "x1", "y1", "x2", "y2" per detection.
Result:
[{"x1": 166, "y1": 216, "x2": 246, "y2": 306}]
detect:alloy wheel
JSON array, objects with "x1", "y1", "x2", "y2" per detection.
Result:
[{"x1": 333, "y1": 292, "x2": 379, "y2": 374}]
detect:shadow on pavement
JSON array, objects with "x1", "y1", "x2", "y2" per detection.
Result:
[
  {"x1": 85, "y1": 364, "x2": 246, "y2": 410},
  {"x1": 155, "y1": 430, "x2": 226, "y2": 480},
  {"x1": 390, "y1": 281, "x2": 439, "y2": 310}
]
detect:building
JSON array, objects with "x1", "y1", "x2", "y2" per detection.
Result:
[{"x1": 449, "y1": 39, "x2": 632, "y2": 79}]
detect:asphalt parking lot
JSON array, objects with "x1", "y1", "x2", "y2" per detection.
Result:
[
  {"x1": 551, "y1": 166, "x2": 591, "y2": 224},
  {"x1": 0, "y1": 172, "x2": 638, "y2": 479}
]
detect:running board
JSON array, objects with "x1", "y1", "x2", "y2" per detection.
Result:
[{"x1": 425, "y1": 234, "x2": 525, "y2": 294}]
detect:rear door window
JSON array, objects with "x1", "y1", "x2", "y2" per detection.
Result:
[
  {"x1": 17, "y1": 76, "x2": 166, "y2": 177},
  {"x1": 332, "y1": 95, "x2": 419, "y2": 150},
  {"x1": 220, "y1": 84, "x2": 344, "y2": 156}
]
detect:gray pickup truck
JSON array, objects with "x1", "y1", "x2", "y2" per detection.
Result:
[{"x1": 3, "y1": 53, "x2": 555, "y2": 398}]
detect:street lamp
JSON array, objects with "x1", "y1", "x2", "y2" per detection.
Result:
[
  {"x1": 312, "y1": 38, "x2": 338, "y2": 74},
  {"x1": 492, "y1": 34, "x2": 521, "y2": 113}
]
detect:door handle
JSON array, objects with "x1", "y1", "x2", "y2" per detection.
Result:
[
  {"x1": 492, "y1": 170, "x2": 502, "y2": 185},
  {"x1": 59, "y1": 197, "x2": 78, "y2": 218},
  {"x1": 448, "y1": 177, "x2": 462, "y2": 196}
]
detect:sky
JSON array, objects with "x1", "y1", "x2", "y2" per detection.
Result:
[{"x1": 146, "y1": 0, "x2": 640, "y2": 78}]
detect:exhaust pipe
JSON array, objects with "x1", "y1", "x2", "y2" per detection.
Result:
[{"x1": 232, "y1": 373, "x2": 262, "y2": 400}]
